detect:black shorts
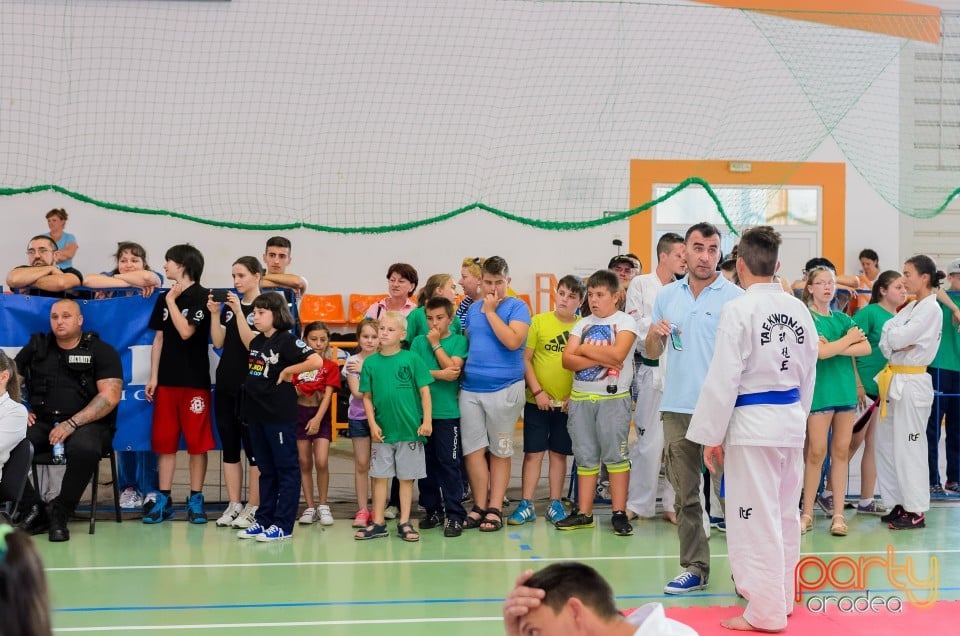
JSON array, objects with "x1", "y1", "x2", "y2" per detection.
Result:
[
  {"x1": 214, "y1": 388, "x2": 256, "y2": 466},
  {"x1": 522, "y1": 402, "x2": 573, "y2": 455}
]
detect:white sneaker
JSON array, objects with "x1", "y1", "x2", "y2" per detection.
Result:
[
  {"x1": 216, "y1": 502, "x2": 244, "y2": 527},
  {"x1": 237, "y1": 522, "x2": 265, "y2": 539},
  {"x1": 299, "y1": 507, "x2": 317, "y2": 525},
  {"x1": 384, "y1": 505, "x2": 399, "y2": 520},
  {"x1": 318, "y1": 504, "x2": 334, "y2": 526},
  {"x1": 119, "y1": 487, "x2": 143, "y2": 510},
  {"x1": 231, "y1": 504, "x2": 259, "y2": 529}
]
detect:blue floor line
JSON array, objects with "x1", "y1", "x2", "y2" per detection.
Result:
[{"x1": 57, "y1": 585, "x2": 960, "y2": 615}]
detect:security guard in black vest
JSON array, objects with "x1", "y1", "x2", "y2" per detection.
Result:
[{"x1": 14, "y1": 299, "x2": 123, "y2": 542}]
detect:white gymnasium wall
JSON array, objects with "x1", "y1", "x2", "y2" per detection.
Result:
[{"x1": 0, "y1": 0, "x2": 910, "y2": 294}]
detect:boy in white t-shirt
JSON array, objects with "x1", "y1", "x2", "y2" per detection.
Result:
[{"x1": 559, "y1": 270, "x2": 638, "y2": 535}]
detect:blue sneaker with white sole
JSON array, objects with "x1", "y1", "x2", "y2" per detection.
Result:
[
  {"x1": 256, "y1": 525, "x2": 292, "y2": 542},
  {"x1": 664, "y1": 571, "x2": 707, "y2": 594}
]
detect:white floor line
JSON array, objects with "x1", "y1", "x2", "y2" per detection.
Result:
[
  {"x1": 47, "y1": 548, "x2": 960, "y2": 573},
  {"x1": 55, "y1": 616, "x2": 503, "y2": 632}
]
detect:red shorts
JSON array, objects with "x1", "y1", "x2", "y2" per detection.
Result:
[{"x1": 152, "y1": 386, "x2": 216, "y2": 455}]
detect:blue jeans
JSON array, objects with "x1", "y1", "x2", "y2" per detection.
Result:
[
  {"x1": 248, "y1": 420, "x2": 299, "y2": 535},
  {"x1": 418, "y1": 418, "x2": 466, "y2": 521},
  {"x1": 927, "y1": 368, "x2": 960, "y2": 485},
  {"x1": 117, "y1": 450, "x2": 159, "y2": 495}
]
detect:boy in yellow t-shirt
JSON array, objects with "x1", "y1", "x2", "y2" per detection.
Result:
[{"x1": 507, "y1": 275, "x2": 585, "y2": 526}]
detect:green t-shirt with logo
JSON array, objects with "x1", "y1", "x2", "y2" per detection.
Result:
[
  {"x1": 931, "y1": 295, "x2": 960, "y2": 372},
  {"x1": 403, "y1": 306, "x2": 463, "y2": 347},
  {"x1": 410, "y1": 333, "x2": 469, "y2": 419},
  {"x1": 358, "y1": 349, "x2": 433, "y2": 442},
  {"x1": 810, "y1": 310, "x2": 859, "y2": 411},
  {"x1": 853, "y1": 303, "x2": 895, "y2": 396},
  {"x1": 524, "y1": 311, "x2": 578, "y2": 404}
]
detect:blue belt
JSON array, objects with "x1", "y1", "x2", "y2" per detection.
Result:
[{"x1": 734, "y1": 388, "x2": 800, "y2": 407}]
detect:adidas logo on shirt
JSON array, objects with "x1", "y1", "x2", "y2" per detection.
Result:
[{"x1": 543, "y1": 332, "x2": 570, "y2": 353}]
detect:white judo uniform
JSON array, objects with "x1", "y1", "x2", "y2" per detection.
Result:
[
  {"x1": 876, "y1": 293, "x2": 941, "y2": 515},
  {"x1": 687, "y1": 283, "x2": 817, "y2": 631},
  {"x1": 625, "y1": 272, "x2": 676, "y2": 517}
]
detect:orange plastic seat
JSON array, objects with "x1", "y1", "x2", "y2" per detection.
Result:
[
  {"x1": 299, "y1": 294, "x2": 346, "y2": 326},
  {"x1": 348, "y1": 294, "x2": 386, "y2": 324}
]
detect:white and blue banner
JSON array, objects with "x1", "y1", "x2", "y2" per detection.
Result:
[{"x1": 0, "y1": 293, "x2": 219, "y2": 451}]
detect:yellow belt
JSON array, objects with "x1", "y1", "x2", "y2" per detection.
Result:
[{"x1": 877, "y1": 364, "x2": 927, "y2": 418}]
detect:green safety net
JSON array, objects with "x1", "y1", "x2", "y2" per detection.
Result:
[{"x1": 0, "y1": 1, "x2": 956, "y2": 232}]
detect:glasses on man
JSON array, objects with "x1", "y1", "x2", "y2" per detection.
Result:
[{"x1": 27, "y1": 248, "x2": 53, "y2": 256}]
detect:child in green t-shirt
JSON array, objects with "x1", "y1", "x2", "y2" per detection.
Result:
[
  {"x1": 355, "y1": 312, "x2": 433, "y2": 542},
  {"x1": 800, "y1": 266, "x2": 870, "y2": 537},
  {"x1": 411, "y1": 296, "x2": 469, "y2": 537}
]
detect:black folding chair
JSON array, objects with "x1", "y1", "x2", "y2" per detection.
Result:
[
  {"x1": 32, "y1": 439, "x2": 121, "y2": 535},
  {"x1": 0, "y1": 438, "x2": 34, "y2": 520}
]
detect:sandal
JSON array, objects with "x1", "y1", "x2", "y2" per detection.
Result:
[
  {"x1": 463, "y1": 505, "x2": 485, "y2": 530},
  {"x1": 479, "y1": 507, "x2": 503, "y2": 532},
  {"x1": 354, "y1": 522, "x2": 389, "y2": 540},
  {"x1": 830, "y1": 515, "x2": 848, "y2": 537},
  {"x1": 397, "y1": 521, "x2": 420, "y2": 542},
  {"x1": 800, "y1": 514, "x2": 813, "y2": 535}
]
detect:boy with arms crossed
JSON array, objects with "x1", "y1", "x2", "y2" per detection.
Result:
[
  {"x1": 559, "y1": 270, "x2": 637, "y2": 536},
  {"x1": 410, "y1": 297, "x2": 469, "y2": 537},
  {"x1": 687, "y1": 226, "x2": 818, "y2": 632},
  {"x1": 355, "y1": 312, "x2": 433, "y2": 542},
  {"x1": 261, "y1": 236, "x2": 308, "y2": 297}
]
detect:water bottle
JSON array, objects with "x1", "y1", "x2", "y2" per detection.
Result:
[
  {"x1": 606, "y1": 367, "x2": 620, "y2": 395},
  {"x1": 52, "y1": 435, "x2": 66, "y2": 465}
]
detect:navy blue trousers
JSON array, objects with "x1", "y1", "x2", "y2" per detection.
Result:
[
  {"x1": 418, "y1": 418, "x2": 466, "y2": 521},
  {"x1": 248, "y1": 420, "x2": 299, "y2": 534},
  {"x1": 927, "y1": 368, "x2": 960, "y2": 486}
]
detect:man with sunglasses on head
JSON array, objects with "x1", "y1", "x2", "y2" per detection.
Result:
[{"x1": 6, "y1": 235, "x2": 82, "y2": 297}]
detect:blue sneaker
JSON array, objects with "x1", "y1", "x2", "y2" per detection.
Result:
[
  {"x1": 664, "y1": 571, "x2": 707, "y2": 595},
  {"x1": 237, "y1": 522, "x2": 265, "y2": 539},
  {"x1": 709, "y1": 516, "x2": 726, "y2": 533},
  {"x1": 256, "y1": 525, "x2": 291, "y2": 542},
  {"x1": 507, "y1": 499, "x2": 536, "y2": 525},
  {"x1": 186, "y1": 493, "x2": 208, "y2": 524},
  {"x1": 142, "y1": 492, "x2": 173, "y2": 524},
  {"x1": 546, "y1": 499, "x2": 567, "y2": 524}
]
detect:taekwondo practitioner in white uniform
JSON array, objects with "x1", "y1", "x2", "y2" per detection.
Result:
[
  {"x1": 624, "y1": 232, "x2": 685, "y2": 522},
  {"x1": 875, "y1": 255, "x2": 944, "y2": 530},
  {"x1": 687, "y1": 226, "x2": 818, "y2": 632}
]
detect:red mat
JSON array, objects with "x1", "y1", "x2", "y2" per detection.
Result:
[{"x1": 661, "y1": 601, "x2": 960, "y2": 634}]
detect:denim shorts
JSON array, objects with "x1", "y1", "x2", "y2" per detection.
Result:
[
  {"x1": 810, "y1": 404, "x2": 857, "y2": 415},
  {"x1": 345, "y1": 418, "x2": 371, "y2": 439}
]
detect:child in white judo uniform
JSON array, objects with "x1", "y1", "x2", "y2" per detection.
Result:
[
  {"x1": 686, "y1": 226, "x2": 818, "y2": 632},
  {"x1": 876, "y1": 255, "x2": 944, "y2": 530}
]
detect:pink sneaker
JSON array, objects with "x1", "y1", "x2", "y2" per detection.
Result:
[{"x1": 352, "y1": 508, "x2": 371, "y2": 528}]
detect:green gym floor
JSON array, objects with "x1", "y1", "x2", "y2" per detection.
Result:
[{"x1": 38, "y1": 439, "x2": 960, "y2": 634}]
